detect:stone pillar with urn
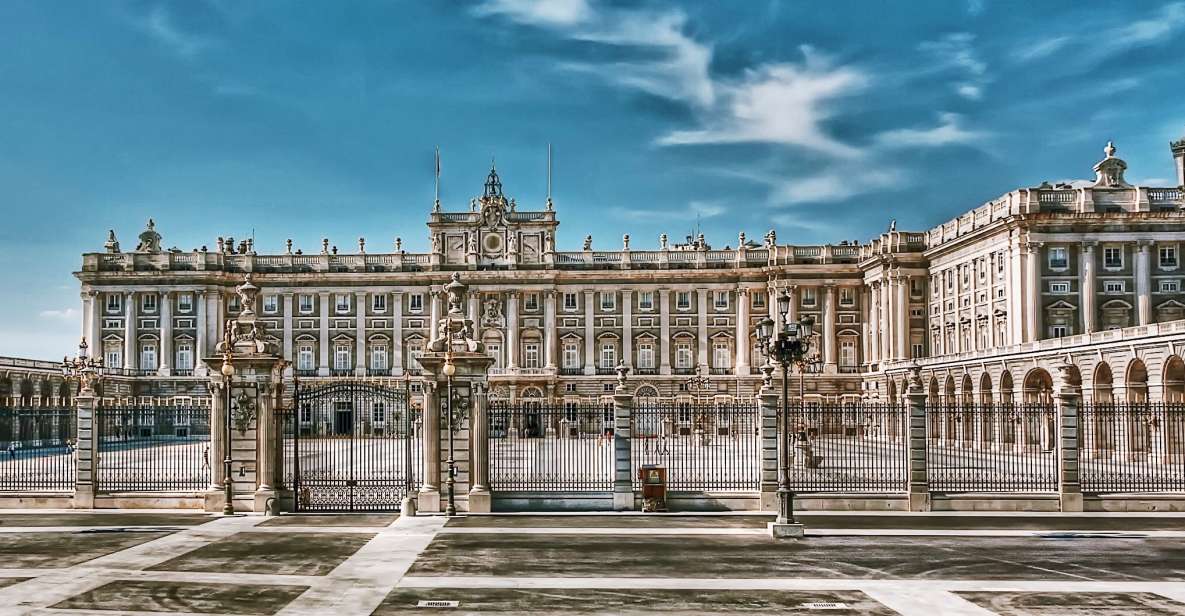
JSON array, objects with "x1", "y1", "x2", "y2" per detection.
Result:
[
  {"x1": 415, "y1": 272, "x2": 494, "y2": 514},
  {"x1": 203, "y1": 274, "x2": 287, "y2": 514}
]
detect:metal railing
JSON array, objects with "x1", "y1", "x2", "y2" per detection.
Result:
[
  {"x1": 0, "y1": 407, "x2": 76, "y2": 492},
  {"x1": 784, "y1": 403, "x2": 908, "y2": 493},
  {"x1": 1079, "y1": 403, "x2": 1185, "y2": 493},
  {"x1": 96, "y1": 405, "x2": 211, "y2": 492},
  {"x1": 925, "y1": 404, "x2": 1057, "y2": 492},
  {"x1": 489, "y1": 401, "x2": 613, "y2": 492},
  {"x1": 631, "y1": 401, "x2": 760, "y2": 492}
]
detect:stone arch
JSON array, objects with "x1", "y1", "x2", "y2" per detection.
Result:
[
  {"x1": 928, "y1": 376, "x2": 939, "y2": 402},
  {"x1": 1000, "y1": 371, "x2": 1014, "y2": 405},
  {"x1": 1126, "y1": 358, "x2": 1149, "y2": 403},
  {"x1": 635, "y1": 384, "x2": 659, "y2": 399},
  {"x1": 978, "y1": 372, "x2": 993, "y2": 406},
  {"x1": 1093, "y1": 362, "x2": 1114, "y2": 404},
  {"x1": 886, "y1": 380, "x2": 897, "y2": 407},
  {"x1": 1163, "y1": 355, "x2": 1185, "y2": 403},
  {"x1": 1022, "y1": 368, "x2": 1053, "y2": 405},
  {"x1": 943, "y1": 374, "x2": 956, "y2": 405},
  {"x1": 960, "y1": 373, "x2": 974, "y2": 407}
]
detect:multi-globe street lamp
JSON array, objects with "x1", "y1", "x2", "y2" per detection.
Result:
[
  {"x1": 757, "y1": 289, "x2": 816, "y2": 527},
  {"x1": 61, "y1": 338, "x2": 103, "y2": 382},
  {"x1": 442, "y1": 351, "x2": 461, "y2": 517},
  {"x1": 220, "y1": 351, "x2": 235, "y2": 515}
]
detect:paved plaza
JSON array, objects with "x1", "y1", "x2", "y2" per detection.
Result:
[{"x1": 0, "y1": 511, "x2": 1181, "y2": 614}]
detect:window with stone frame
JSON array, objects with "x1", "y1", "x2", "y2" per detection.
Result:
[
  {"x1": 600, "y1": 292, "x2": 615, "y2": 311},
  {"x1": 334, "y1": 344, "x2": 351, "y2": 370},
  {"x1": 106, "y1": 293, "x2": 122, "y2": 313},
  {"x1": 1103, "y1": 246, "x2": 1123, "y2": 270},
  {"x1": 263, "y1": 295, "x2": 278, "y2": 313},
  {"x1": 1104, "y1": 280, "x2": 1126, "y2": 294},
  {"x1": 139, "y1": 342, "x2": 157, "y2": 370},
  {"x1": 297, "y1": 345, "x2": 315, "y2": 371},
  {"x1": 335, "y1": 294, "x2": 351, "y2": 314},
  {"x1": 523, "y1": 342, "x2": 540, "y2": 369},
  {"x1": 175, "y1": 342, "x2": 193, "y2": 370},
  {"x1": 299, "y1": 294, "x2": 314, "y2": 314},
  {"x1": 563, "y1": 293, "x2": 578, "y2": 311},
  {"x1": 714, "y1": 291, "x2": 729, "y2": 310},
  {"x1": 1160, "y1": 244, "x2": 1178, "y2": 269},
  {"x1": 177, "y1": 293, "x2": 193, "y2": 313},
  {"x1": 524, "y1": 293, "x2": 539, "y2": 311},
  {"x1": 637, "y1": 341, "x2": 655, "y2": 369},
  {"x1": 142, "y1": 293, "x2": 158, "y2": 313},
  {"x1": 1049, "y1": 281, "x2": 1071, "y2": 294},
  {"x1": 487, "y1": 342, "x2": 502, "y2": 370},
  {"x1": 676, "y1": 291, "x2": 691, "y2": 310},
  {"x1": 1161, "y1": 280, "x2": 1181, "y2": 293},
  {"x1": 675, "y1": 341, "x2": 693, "y2": 368},
  {"x1": 752, "y1": 292, "x2": 766, "y2": 308},
  {"x1": 839, "y1": 287, "x2": 855, "y2": 306},
  {"x1": 105, "y1": 343, "x2": 122, "y2": 369},
  {"x1": 712, "y1": 340, "x2": 731, "y2": 369},
  {"x1": 370, "y1": 345, "x2": 388, "y2": 370},
  {"x1": 838, "y1": 337, "x2": 856, "y2": 367},
  {"x1": 372, "y1": 294, "x2": 387, "y2": 313},
  {"x1": 409, "y1": 293, "x2": 424, "y2": 313},
  {"x1": 638, "y1": 291, "x2": 654, "y2": 310},
  {"x1": 1048, "y1": 246, "x2": 1068, "y2": 271},
  {"x1": 562, "y1": 342, "x2": 580, "y2": 368},
  {"x1": 599, "y1": 342, "x2": 616, "y2": 369}
]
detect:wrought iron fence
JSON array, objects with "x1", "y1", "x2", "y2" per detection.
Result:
[
  {"x1": 631, "y1": 400, "x2": 760, "y2": 492},
  {"x1": 96, "y1": 405, "x2": 211, "y2": 492},
  {"x1": 489, "y1": 400, "x2": 613, "y2": 491},
  {"x1": 1079, "y1": 403, "x2": 1185, "y2": 493},
  {"x1": 925, "y1": 404, "x2": 1057, "y2": 492},
  {"x1": 0, "y1": 407, "x2": 76, "y2": 492},
  {"x1": 784, "y1": 403, "x2": 908, "y2": 493}
]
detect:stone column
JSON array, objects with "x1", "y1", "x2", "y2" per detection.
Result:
[
  {"x1": 124, "y1": 291, "x2": 137, "y2": 370},
  {"x1": 256, "y1": 380, "x2": 278, "y2": 510},
  {"x1": 467, "y1": 294, "x2": 480, "y2": 330},
  {"x1": 318, "y1": 292, "x2": 330, "y2": 376},
  {"x1": 1136, "y1": 240, "x2": 1153, "y2": 325},
  {"x1": 544, "y1": 291, "x2": 557, "y2": 369},
  {"x1": 881, "y1": 280, "x2": 894, "y2": 360},
  {"x1": 392, "y1": 292, "x2": 404, "y2": 375},
  {"x1": 1054, "y1": 363, "x2": 1083, "y2": 512},
  {"x1": 469, "y1": 382, "x2": 491, "y2": 512},
  {"x1": 281, "y1": 294, "x2": 294, "y2": 364},
  {"x1": 210, "y1": 378, "x2": 227, "y2": 493},
  {"x1": 735, "y1": 287, "x2": 750, "y2": 376},
  {"x1": 419, "y1": 380, "x2": 441, "y2": 511},
  {"x1": 906, "y1": 369, "x2": 930, "y2": 512},
  {"x1": 868, "y1": 282, "x2": 880, "y2": 364},
  {"x1": 613, "y1": 374, "x2": 633, "y2": 511},
  {"x1": 429, "y1": 287, "x2": 442, "y2": 343},
  {"x1": 159, "y1": 291, "x2": 172, "y2": 375},
  {"x1": 697, "y1": 289, "x2": 709, "y2": 370},
  {"x1": 355, "y1": 291, "x2": 368, "y2": 375},
  {"x1": 583, "y1": 290, "x2": 595, "y2": 375},
  {"x1": 1081, "y1": 242, "x2": 1097, "y2": 333},
  {"x1": 659, "y1": 289, "x2": 671, "y2": 375},
  {"x1": 1025, "y1": 241, "x2": 1042, "y2": 341},
  {"x1": 507, "y1": 292, "x2": 520, "y2": 370},
  {"x1": 73, "y1": 386, "x2": 97, "y2": 508},
  {"x1": 81, "y1": 291, "x2": 95, "y2": 354},
  {"x1": 758, "y1": 375, "x2": 779, "y2": 511},
  {"x1": 196, "y1": 291, "x2": 208, "y2": 373},
  {"x1": 622, "y1": 290, "x2": 633, "y2": 369},
  {"x1": 823, "y1": 285, "x2": 837, "y2": 370},
  {"x1": 786, "y1": 285, "x2": 798, "y2": 324},
  {"x1": 895, "y1": 277, "x2": 909, "y2": 359}
]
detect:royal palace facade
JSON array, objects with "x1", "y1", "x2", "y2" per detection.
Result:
[{"x1": 72, "y1": 136, "x2": 1185, "y2": 408}]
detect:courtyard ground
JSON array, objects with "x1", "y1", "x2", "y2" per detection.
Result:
[{"x1": 0, "y1": 510, "x2": 1182, "y2": 614}]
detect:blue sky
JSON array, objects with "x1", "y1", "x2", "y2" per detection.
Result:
[{"x1": 2, "y1": 0, "x2": 1184, "y2": 359}]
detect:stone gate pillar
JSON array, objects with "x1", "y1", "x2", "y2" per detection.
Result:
[
  {"x1": 416, "y1": 273, "x2": 494, "y2": 514},
  {"x1": 203, "y1": 274, "x2": 286, "y2": 514},
  {"x1": 906, "y1": 365, "x2": 930, "y2": 512},
  {"x1": 1054, "y1": 362, "x2": 1083, "y2": 512},
  {"x1": 758, "y1": 364, "x2": 779, "y2": 511},
  {"x1": 72, "y1": 374, "x2": 98, "y2": 509},
  {"x1": 612, "y1": 365, "x2": 633, "y2": 511}
]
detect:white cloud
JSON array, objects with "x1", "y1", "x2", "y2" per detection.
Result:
[
  {"x1": 39, "y1": 308, "x2": 79, "y2": 322},
  {"x1": 609, "y1": 200, "x2": 727, "y2": 223},
  {"x1": 474, "y1": 0, "x2": 713, "y2": 107},
  {"x1": 919, "y1": 33, "x2": 989, "y2": 100},
  {"x1": 135, "y1": 4, "x2": 214, "y2": 58},
  {"x1": 965, "y1": 0, "x2": 986, "y2": 16},
  {"x1": 689, "y1": 201, "x2": 726, "y2": 218},
  {"x1": 1111, "y1": 2, "x2": 1185, "y2": 46},
  {"x1": 770, "y1": 167, "x2": 906, "y2": 205},
  {"x1": 874, "y1": 113, "x2": 986, "y2": 148},
  {"x1": 657, "y1": 51, "x2": 867, "y2": 157},
  {"x1": 1013, "y1": 36, "x2": 1071, "y2": 62}
]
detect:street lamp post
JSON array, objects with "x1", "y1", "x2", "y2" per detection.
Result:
[
  {"x1": 61, "y1": 338, "x2": 103, "y2": 385},
  {"x1": 757, "y1": 289, "x2": 816, "y2": 528},
  {"x1": 220, "y1": 351, "x2": 235, "y2": 516},
  {"x1": 442, "y1": 351, "x2": 457, "y2": 517}
]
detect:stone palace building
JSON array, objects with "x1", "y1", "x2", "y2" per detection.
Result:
[{"x1": 72, "y1": 135, "x2": 1185, "y2": 408}]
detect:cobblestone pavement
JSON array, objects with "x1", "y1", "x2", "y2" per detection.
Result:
[{"x1": 0, "y1": 511, "x2": 1184, "y2": 615}]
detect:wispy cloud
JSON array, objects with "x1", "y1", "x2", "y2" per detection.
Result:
[
  {"x1": 1110, "y1": 2, "x2": 1185, "y2": 47},
  {"x1": 39, "y1": 308, "x2": 79, "y2": 322},
  {"x1": 609, "y1": 199, "x2": 727, "y2": 223},
  {"x1": 475, "y1": 0, "x2": 713, "y2": 107},
  {"x1": 656, "y1": 47, "x2": 867, "y2": 157},
  {"x1": 1012, "y1": 36, "x2": 1071, "y2": 62},
  {"x1": 918, "y1": 33, "x2": 988, "y2": 100},
  {"x1": 131, "y1": 4, "x2": 215, "y2": 58},
  {"x1": 875, "y1": 113, "x2": 986, "y2": 148}
]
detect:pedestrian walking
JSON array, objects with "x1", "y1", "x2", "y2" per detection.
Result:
[{"x1": 7, "y1": 442, "x2": 15, "y2": 460}]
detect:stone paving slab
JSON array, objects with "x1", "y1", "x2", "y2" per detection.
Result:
[
  {"x1": 956, "y1": 590, "x2": 1185, "y2": 615},
  {"x1": 0, "y1": 531, "x2": 171, "y2": 568},
  {"x1": 372, "y1": 587, "x2": 897, "y2": 615},
  {"x1": 446, "y1": 515, "x2": 773, "y2": 529},
  {"x1": 49, "y1": 579, "x2": 310, "y2": 615},
  {"x1": 0, "y1": 513, "x2": 214, "y2": 528},
  {"x1": 147, "y1": 531, "x2": 375, "y2": 576},
  {"x1": 447, "y1": 514, "x2": 1185, "y2": 531},
  {"x1": 408, "y1": 534, "x2": 1185, "y2": 581},
  {"x1": 257, "y1": 514, "x2": 399, "y2": 528},
  {"x1": 0, "y1": 577, "x2": 28, "y2": 590}
]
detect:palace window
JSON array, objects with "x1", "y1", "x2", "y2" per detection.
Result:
[
  {"x1": 1104, "y1": 280, "x2": 1126, "y2": 294},
  {"x1": 910, "y1": 278, "x2": 924, "y2": 297},
  {"x1": 409, "y1": 293, "x2": 424, "y2": 313},
  {"x1": 487, "y1": 342, "x2": 502, "y2": 370},
  {"x1": 142, "y1": 293, "x2": 158, "y2": 313},
  {"x1": 523, "y1": 343, "x2": 540, "y2": 369},
  {"x1": 1050, "y1": 325, "x2": 1068, "y2": 338},
  {"x1": 334, "y1": 344, "x2": 351, "y2": 371},
  {"x1": 297, "y1": 345, "x2": 315, "y2": 371},
  {"x1": 599, "y1": 343, "x2": 616, "y2": 369},
  {"x1": 802, "y1": 288, "x2": 817, "y2": 307},
  {"x1": 525, "y1": 293, "x2": 539, "y2": 311},
  {"x1": 562, "y1": 343, "x2": 580, "y2": 369},
  {"x1": 299, "y1": 294, "x2": 314, "y2": 314},
  {"x1": 263, "y1": 295, "x2": 278, "y2": 314},
  {"x1": 228, "y1": 295, "x2": 240, "y2": 312},
  {"x1": 1049, "y1": 282, "x2": 1070, "y2": 294},
  {"x1": 1161, "y1": 280, "x2": 1180, "y2": 293},
  {"x1": 105, "y1": 345, "x2": 122, "y2": 369},
  {"x1": 407, "y1": 341, "x2": 424, "y2": 370},
  {"x1": 177, "y1": 293, "x2": 193, "y2": 313},
  {"x1": 839, "y1": 287, "x2": 855, "y2": 306},
  {"x1": 335, "y1": 294, "x2": 351, "y2": 314},
  {"x1": 839, "y1": 338, "x2": 856, "y2": 367},
  {"x1": 371, "y1": 346, "x2": 388, "y2": 370},
  {"x1": 563, "y1": 293, "x2": 578, "y2": 311},
  {"x1": 675, "y1": 342, "x2": 693, "y2": 369},
  {"x1": 139, "y1": 342, "x2": 157, "y2": 371},
  {"x1": 752, "y1": 292, "x2": 765, "y2": 308},
  {"x1": 712, "y1": 341, "x2": 731, "y2": 369},
  {"x1": 1048, "y1": 246, "x2": 1068, "y2": 270},
  {"x1": 175, "y1": 342, "x2": 193, "y2": 371},
  {"x1": 911, "y1": 343, "x2": 924, "y2": 359},
  {"x1": 372, "y1": 402, "x2": 386, "y2": 424},
  {"x1": 372, "y1": 294, "x2": 387, "y2": 313},
  {"x1": 637, "y1": 342, "x2": 655, "y2": 369},
  {"x1": 106, "y1": 293, "x2": 122, "y2": 313},
  {"x1": 638, "y1": 291, "x2": 654, "y2": 310},
  {"x1": 714, "y1": 291, "x2": 729, "y2": 310},
  {"x1": 600, "y1": 292, "x2": 615, "y2": 311},
  {"x1": 676, "y1": 291, "x2": 691, "y2": 310},
  {"x1": 1160, "y1": 245, "x2": 1178, "y2": 269},
  {"x1": 299, "y1": 403, "x2": 312, "y2": 424},
  {"x1": 1103, "y1": 246, "x2": 1123, "y2": 270}
]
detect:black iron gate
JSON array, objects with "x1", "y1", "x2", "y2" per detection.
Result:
[{"x1": 289, "y1": 380, "x2": 420, "y2": 511}]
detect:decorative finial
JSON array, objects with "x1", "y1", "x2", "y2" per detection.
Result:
[
  {"x1": 583, "y1": 235, "x2": 592, "y2": 251},
  {"x1": 1105, "y1": 140, "x2": 1116, "y2": 158},
  {"x1": 738, "y1": 232, "x2": 746, "y2": 246},
  {"x1": 660, "y1": 233, "x2": 668, "y2": 250},
  {"x1": 622, "y1": 234, "x2": 630, "y2": 250},
  {"x1": 760, "y1": 362, "x2": 773, "y2": 389},
  {"x1": 615, "y1": 361, "x2": 629, "y2": 390},
  {"x1": 395, "y1": 237, "x2": 403, "y2": 252},
  {"x1": 358, "y1": 237, "x2": 366, "y2": 253},
  {"x1": 321, "y1": 238, "x2": 329, "y2": 255},
  {"x1": 104, "y1": 230, "x2": 120, "y2": 253},
  {"x1": 285, "y1": 239, "x2": 293, "y2": 254}
]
